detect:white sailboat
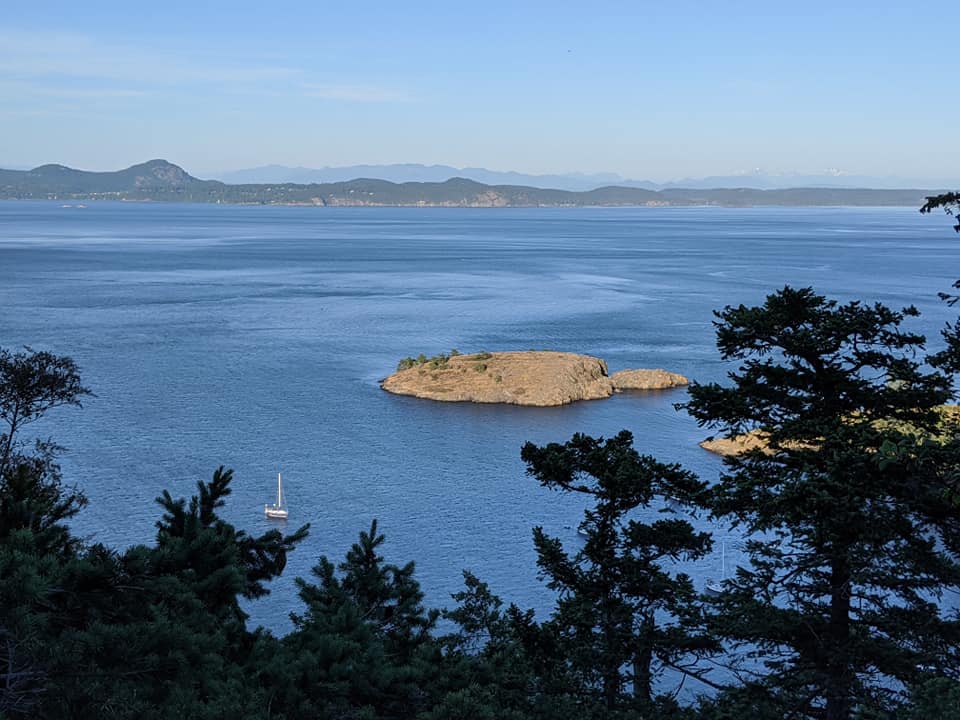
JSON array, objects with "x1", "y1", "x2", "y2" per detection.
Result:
[
  {"x1": 705, "y1": 542, "x2": 726, "y2": 594},
  {"x1": 264, "y1": 472, "x2": 289, "y2": 519}
]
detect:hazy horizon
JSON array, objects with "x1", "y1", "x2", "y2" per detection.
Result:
[
  {"x1": 2, "y1": 158, "x2": 957, "y2": 192},
  {"x1": 2, "y1": 0, "x2": 957, "y2": 183}
]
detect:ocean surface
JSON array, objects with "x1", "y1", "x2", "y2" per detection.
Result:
[{"x1": 1, "y1": 201, "x2": 956, "y2": 634}]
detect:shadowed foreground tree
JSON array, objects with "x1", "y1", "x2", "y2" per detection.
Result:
[
  {"x1": 0, "y1": 348, "x2": 91, "y2": 716},
  {"x1": 0, "y1": 347, "x2": 91, "y2": 480},
  {"x1": 518, "y1": 431, "x2": 715, "y2": 714},
  {"x1": 0, "y1": 347, "x2": 91, "y2": 558},
  {"x1": 268, "y1": 519, "x2": 441, "y2": 719},
  {"x1": 682, "y1": 286, "x2": 960, "y2": 720},
  {"x1": 921, "y1": 192, "x2": 960, "y2": 234},
  {"x1": 38, "y1": 469, "x2": 308, "y2": 720},
  {"x1": 429, "y1": 571, "x2": 546, "y2": 720},
  {"x1": 0, "y1": 345, "x2": 312, "y2": 718},
  {"x1": 921, "y1": 192, "x2": 960, "y2": 373},
  {"x1": 153, "y1": 467, "x2": 309, "y2": 615}
]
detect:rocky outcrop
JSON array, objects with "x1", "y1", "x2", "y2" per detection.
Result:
[
  {"x1": 610, "y1": 368, "x2": 689, "y2": 391},
  {"x1": 381, "y1": 351, "x2": 688, "y2": 407},
  {"x1": 699, "y1": 431, "x2": 770, "y2": 457},
  {"x1": 701, "y1": 405, "x2": 960, "y2": 457}
]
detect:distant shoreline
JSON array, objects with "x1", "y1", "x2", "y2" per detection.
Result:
[
  {"x1": 0, "y1": 197, "x2": 936, "y2": 210},
  {"x1": 0, "y1": 159, "x2": 943, "y2": 209},
  {"x1": 0, "y1": 196, "x2": 923, "y2": 210}
]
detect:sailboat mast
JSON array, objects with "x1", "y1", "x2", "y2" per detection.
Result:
[{"x1": 277, "y1": 472, "x2": 283, "y2": 506}]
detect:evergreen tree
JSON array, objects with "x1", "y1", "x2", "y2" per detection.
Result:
[
  {"x1": 38, "y1": 468, "x2": 307, "y2": 720},
  {"x1": 921, "y1": 192, "x2": 960, "y2": 375},
  {"x1": 519, "y1": 431, "x2": 715, "y2": 713},
  {"x1": 900, "y1": 677, "x2": 960, "y2": 720},
  {"x1": 0, "y1": 347, "x2": 90, "y2": 569},
  {"x1": 153, "y1": 466, "x2": 308, "y2": 620},
  {"x1": 0, "y1": 346, "x2": 91, "y2": 480},
  {"x1": 921, "y1": 192, "x2": 960, "y2": 235},
  {"x1": 0, "y1": 347, "x2": 91, "y2": 716},
  {"x1": 682, "y1": 286, "x2": 960, "y2": 719},
  {"x1": 434, "y1": 571, "x2": 559, "y2": 720},
  {"x1": 275, "y1": 520, "x2": 440, "y2": 719}
]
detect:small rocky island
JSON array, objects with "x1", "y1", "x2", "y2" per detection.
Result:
[
  {"x1": 700, "y1": 404, "x2": 960, "y2": 457},
  {"x1": 699, "y1": 432, "x2": 769, "y2": 457},
  {"x1": 380, "y1": 350, "x2": 688, "y2": 407}
]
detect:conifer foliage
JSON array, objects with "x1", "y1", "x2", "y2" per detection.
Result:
[
  {"x1": 0, "y1": 346, "x2": 91, "y2": 480},
  {"x1": 683, "y1": 287, "x2": 960, "y2": 719},
  {"x1": 274, "y1": 519, "x2": 440, "y2": 718},
  {"x1": 520, "y1": 431, "x2": 715, "y2": 712}
]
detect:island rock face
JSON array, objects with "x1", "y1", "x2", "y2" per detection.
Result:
[
  {"x1": 699, "y1": 432, "x2": 769, "y2": 457},
  {"x1": 610, "y1": 368, "x2": 689, "y2": 391},
  {"x1": 381, "y1": 351, "x2": 688, "y2": 407},
  {"x1": 701, "y1": 404, "x2": 960, "y2": 457}
]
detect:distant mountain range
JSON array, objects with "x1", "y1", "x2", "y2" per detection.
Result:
[
  {"x1": 0, "y1": 159, "x2": 945, "y2": 208},
  {"x1": 212, "y1": 164, "x2": 646, "y2": 191},
  {"x1": 211, "y1": 163, "x2": 959, "y2": 192}
]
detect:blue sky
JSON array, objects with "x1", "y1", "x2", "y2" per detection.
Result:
[{"x1": 2, "y1": 0, "x2": 957, "y2": 181}]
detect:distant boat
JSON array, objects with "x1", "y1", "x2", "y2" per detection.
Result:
[
  {"x1": 264, "y1": 472, "x2": 288, "y2": 519},
  {"x1": 705, "y1": 542, "x2": 726, "y2": 595}
]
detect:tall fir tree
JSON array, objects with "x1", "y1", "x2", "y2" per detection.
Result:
[
  {"x1": 0, "y1": 347, "x2": 91, "y2": 716},
  {"x1": 682, "y1": 286, "x2": 960, "y2": 719},
  {"x1": 519, "y1": 431, "x2": 716, "y2": 713},
  {"x1": 274, "y1": 520, "x2": 440, "y2": 719}
]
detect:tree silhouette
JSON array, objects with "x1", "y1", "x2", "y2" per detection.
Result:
[{"x1": 683, "y1": 286, "x2": 960, "y2": 719}]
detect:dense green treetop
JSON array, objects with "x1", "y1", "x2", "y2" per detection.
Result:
[
  {"x1": 683, "y1": 287, "x2": 960, "y2": 720},
  {"x1": 520, "y1": 431, "x2": 716, "y2": 710}
]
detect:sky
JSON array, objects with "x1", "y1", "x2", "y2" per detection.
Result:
[{"x1": 1, "y1": 0, "x2": 957, "y2": 182}]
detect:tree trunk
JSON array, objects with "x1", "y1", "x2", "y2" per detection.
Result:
[
  {"x1": 601, "y1": 600, "x2": 620, "y2": 710},
  {"x1": 632, "y1": 612, "x2": 654, "y2": 704},
  {"x1": 824, "y1": 555, "x2": 852, "y2": 720},
  {"x1": 0, "y1": 403, "x2": 20, "y2": 479}
]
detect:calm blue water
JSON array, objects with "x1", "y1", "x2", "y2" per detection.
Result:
[{"x1": 0, "y1": 201, "x2": 956, "y2": 633}]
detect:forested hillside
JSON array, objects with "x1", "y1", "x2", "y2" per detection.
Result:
[{"x1": 0, "y1": 160, "x2": 936, "y2": 207}]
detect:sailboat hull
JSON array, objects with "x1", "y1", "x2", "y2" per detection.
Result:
[{"x1": 265, "y1": 471, "x2": 288, "y2": 518}]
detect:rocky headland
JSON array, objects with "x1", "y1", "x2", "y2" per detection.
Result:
[
  {"x1": 699, "y1": 431, "x2": 770, "y2": 457},
  {"x1": 380, "y1": 351, "x2": 688, "y2": 407},
  {"x1": 700, "y1": 404, "x2": 960, "y2": 456}
]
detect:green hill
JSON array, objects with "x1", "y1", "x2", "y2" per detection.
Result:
[{"x1": 0, "y1": 159, "x2": 939, "y2": 207}]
